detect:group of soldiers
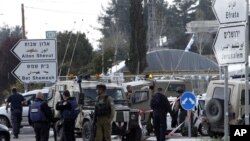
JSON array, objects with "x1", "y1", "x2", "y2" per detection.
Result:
[{"x1": 5, "y1": 84, "x2": 115, "y2": 141}]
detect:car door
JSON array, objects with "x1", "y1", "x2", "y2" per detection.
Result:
[
  {"x1": 22, "y1": 94, "x2": 36, "y2": 126},
  {"x1": 130, "y1": 90, "x2": 151, "y2": 125}
]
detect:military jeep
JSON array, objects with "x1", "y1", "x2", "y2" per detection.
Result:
[
  {"x1": 48, "y1": 77, "x2": 142, "y2": 141},
  {"x1": 205, "y1": 80, "x2": 250, "y2": 138}
]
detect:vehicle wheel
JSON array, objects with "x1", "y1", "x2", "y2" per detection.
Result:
[
  {"x1": 0, "y1": 116, "x2": 10, "y2": 128},
  {"x1": 126, "y1": 126, "x2": 142, "y2": 141},
  {"x1": 198, "y1": 122, "x2": 208, "y2": 136},
  {"x1": 0, "y1": 135, "x2": 8, "y2": 141},
  {"x1": 82, "y1": 121, "x2": 92, "y2": 141},
  {"x1": 205, "y1": 99, "x2": 224, "y2": 123},
  {"x1": 208, "y1": 128, "x2": 223, "y2": 138}
]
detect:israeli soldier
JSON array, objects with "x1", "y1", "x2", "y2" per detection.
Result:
[
  {"x1": 29, "y1": 92, "x2": 54, "y2": 141},
  {"x1": 94, "y1": 84, "x2": 115, "y2": 141}
]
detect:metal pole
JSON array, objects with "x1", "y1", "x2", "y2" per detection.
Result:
[
  {"x1": 188, "y1": 110, "x2": 191, "y2": 137},
  {"x1": 224, "y1": 66, "x2": 229, "y2": 141},
  {"x1": 24, "y1": 83, "x2": 28, "y2": 93},
  {"x1": 102, "y1": 45, "x2": 104, "y2": 75},
  {"x1": 245, "y1": 0, "x2": 249, "y2": 125},
  {"x1": 21, "y1": 4, "x2": 25, "y2": 39},
  {"x1": 219, "y1": 66, "x2": 223, "y2": 80}
]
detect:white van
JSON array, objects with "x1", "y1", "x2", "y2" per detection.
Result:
[{"x1": 0, "y1": 88, "x2": 49, "y2": 127}]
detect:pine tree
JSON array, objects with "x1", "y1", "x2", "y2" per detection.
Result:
[{"x1": 126, "y1": 0, "x2": 147, "y2": 74}]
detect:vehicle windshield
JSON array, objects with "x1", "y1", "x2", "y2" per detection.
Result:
[{"x1": 82, "y1": 88, "x2": 126, "y2": 103}]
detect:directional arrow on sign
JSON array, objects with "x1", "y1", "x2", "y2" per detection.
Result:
[
  {"x1": 213, "y1": 0, "x2": 247, "y2": 24},
  {"x1": 180, "y1": 92, "x2": 196, "y2": 110},
  {"x1": 188, "y1": 98, "x2": 195, "y2": 105},
  {"x1": 11, "y1": 39, "x2": 57, "y2": 61},
  {"x1": 12, "y1": 61, "x2": 57, "y2": 83},
  {"x1": 213, "y1": 25, "x2": 246, "y2": 65},
  {"x1": 181, "y1": 98, "x2": 188, "y2": 105}
]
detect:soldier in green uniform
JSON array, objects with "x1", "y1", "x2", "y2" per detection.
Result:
[{"x1": 94, "y1": 84, "x2": 115, "y2": 141}]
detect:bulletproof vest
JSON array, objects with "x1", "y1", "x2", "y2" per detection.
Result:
[
  {"x1": 62, "y1": 99, "x2": 79, "y2": 120},
  {"x1": 95, "y1": 95, "x2": 111, "y2": 117},
  {"x1": 30, "y1": 101, "x2": 47, "y2": 122}
]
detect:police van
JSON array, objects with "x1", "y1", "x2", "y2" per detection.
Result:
[{"x1": 48, "y1": 76, "x2": 143, "y2": 141}]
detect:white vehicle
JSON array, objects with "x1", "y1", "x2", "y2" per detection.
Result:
[
  {"x1": 0, "y1": 89, "x2": 49, "y2": 127},
  {"x1": 167, "y1": 93, "x2": 208, "y2": 136},
  {"x1": 194, "y1": 93, "x2": 208, "y2": 136},
  {"x1": 205, "y1": 80, "x2": 250, "y2": 138},
  {"x1": 47, "y1": 78, "x2": 143, "y2": 141}
]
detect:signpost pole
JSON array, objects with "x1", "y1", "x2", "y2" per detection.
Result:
[
  {"x1": 224, "y1": 66, "x2": 229, "y2": 141},
  {"x1": 245, "y1": 0, "x2": 249, "y2": 125},
  {"x1": 180, "y1": 92, "x2": 196, "y2": 138},
  {"x1": 188, "y1": 110, "x2": 191, "y2": 137},
  {"x1": 24, "y1": 83, "x2": 28, "y2": 93}
]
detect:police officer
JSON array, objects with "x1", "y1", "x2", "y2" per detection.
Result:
[
  {"x1": 150, "y1": 87, "x2": 173, "y2": 141},
  {"x1": 29, "y1": 92, "x2": 54, "y2": 141},
  {"x1": 94, "y1": 84, "x2": 115, "y2": 141},
  {"x1": 6, "y1": 87, "x2": 25, "y2": 139},
  {"x1": 56, "y1": 90, "x2": 79, "y2": 141}
]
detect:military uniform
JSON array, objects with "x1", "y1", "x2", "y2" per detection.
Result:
[{"x1": 95, "y1": 95, "x2": 115, "y2": 141}]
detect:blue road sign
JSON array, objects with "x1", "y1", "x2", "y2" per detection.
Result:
[{"x1": 180, "y1": 92, "x2": 196, "y2": 110}]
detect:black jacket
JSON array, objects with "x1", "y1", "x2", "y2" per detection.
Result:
[
  {"x1": 55, "y1": 97, "x2": 74, "y2": 111},
  {"x1": 150, "y1": 93, "x2": 173, "y2": 116}
]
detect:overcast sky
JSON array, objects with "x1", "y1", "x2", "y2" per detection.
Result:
[{"x1": 0, "y1": 0, "x2": 172, "y2": 49}]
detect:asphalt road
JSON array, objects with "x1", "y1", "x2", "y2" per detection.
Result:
[{"x1": 10, "y1": 126, "x2": 218, "y2": 141}]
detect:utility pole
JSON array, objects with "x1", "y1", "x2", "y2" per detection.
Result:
[
  {"x1": 146, "y1": 0, "x2": 156, "y2": 51},
  {"x1": 102, "y1": 45, "x2": 104, "y2": 75},
  {"x1": 21, "y1": 3, "x2": 26, "y2": 39},
  {"x1": 21, "y1": 3, "x2": 28, "y2": 92}
]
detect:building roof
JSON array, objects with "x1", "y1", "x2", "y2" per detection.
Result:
[
  {"x1": 110, "y1": 49, "x2": 219, "y2": 74},
  {"x1": 145, "y1": 49, "x2": 219, "y2": 73}
]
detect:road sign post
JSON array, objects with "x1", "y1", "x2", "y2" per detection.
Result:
[
  {"x1": 245, "y1": 0, "x2": 250, "y2": 126},
  {"x1": 212, "y1": 0, "x2": 249, "y2": 140},
  {"x1": 223, "y1": 66, "x2": 229, "y2": 141},
  {"x1": 213, "y1": 25, "x2": 246, "y2": 65},
  {"x1": 11, "y1": 39, "x2": 57, "y2": 61},
  {"x1": 213, "y1": 0, "x2": 247, "y2": 24},
  {"x1": 11, "y1": 39, "x2": 57, "y2": 84},
  {"x1": 12, "y1": 62, "x2": 57, "y2": 83},
  {"x1": 46, "y1": 31, "x2": 57, "y2": 39},
  {"x1": 180, "y1": 92, "x2": 196, "y2": 137}
]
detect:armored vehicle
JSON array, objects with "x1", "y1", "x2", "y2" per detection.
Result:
[
  {"x1": 47, "y1": 77, "x2": 142, "y2": 141},
  {"x1": 205, "y1": 80, "x2": 250, "y2": 137}
]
